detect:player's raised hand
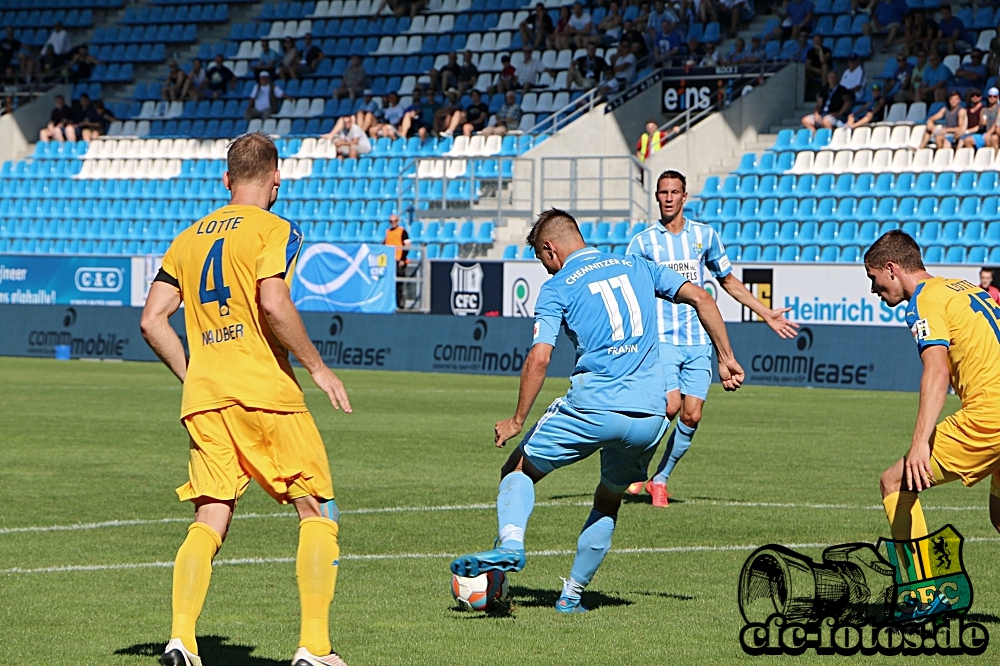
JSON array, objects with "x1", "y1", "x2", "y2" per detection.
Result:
[
  {"x1": 311, "y1": 367, "x2": 353, "y2": 413},
  {"x1": 495, "y1": 417, "x2": 522, "y2": 448},
  {"x1": 904, "y1": 441, "x2": 933, "y2": 492},
  {"x1": 763, "y1": 307, "x2": 799, "y2": 339},
  {"x1": 718, "y1": 357, "x2": 745, "y2": 391}
]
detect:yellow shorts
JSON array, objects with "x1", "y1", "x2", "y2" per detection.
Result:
[
  {"x1": 930, "y1": 410, "x2": 1000, "y2": 496},
  {"x1": 177, "y1": 404, "x2": 334, "y2": 504}
]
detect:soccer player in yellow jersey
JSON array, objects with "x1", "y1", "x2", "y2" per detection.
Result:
[
  {"x1": 140, "y1": 132, "x2": 353, "y2": 666},
  {"x1": 865, "y1": 230, "x2": 1000, "y2": 549}
]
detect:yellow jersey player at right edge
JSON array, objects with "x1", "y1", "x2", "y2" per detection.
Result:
[
  {"x1": 866, "y1": 231, "x2": 1000, "y2": 561},
  {"x1": 624, "y1": 170, "x2": 798, "y2": 506}
]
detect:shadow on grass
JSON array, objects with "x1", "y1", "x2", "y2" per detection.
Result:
[
  {"x1": 634, "y1": 591, "x2": 696, "y2": 601},
  {"x1": 546, "y1": 492, "x2": 593, "y2": 500},
  {"x1": 622, "y1": 494, "x2": 686, "y2": 506},
  {"x1": 115, "y1": 636, "x2": 285, "y2": 666},
  {"x1": 451, "y1": 586, "x2": 636, "y2": 619}
]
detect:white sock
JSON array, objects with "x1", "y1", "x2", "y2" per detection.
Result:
[{"x1": 560, "y1": 576, "x2": 585, "y2": 600}]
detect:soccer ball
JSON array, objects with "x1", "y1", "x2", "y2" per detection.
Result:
[{"x1": 451, "y1": 570, "x2": 509, "y2": 611}]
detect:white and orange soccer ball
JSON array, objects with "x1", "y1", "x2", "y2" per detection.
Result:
[{"x1": 450, "y1": 570, "x2": 509, "y2": 611}]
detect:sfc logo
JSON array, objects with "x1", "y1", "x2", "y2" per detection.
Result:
[
  {"x1": 450, "y1": 263, "x2": 484, "y2": 316},
  {"x1": 738, "y1": 525, "x2": 987, "y2": 656},
  {"x1": 75, "y1": 267, "x2": 124, "y2": 292}
]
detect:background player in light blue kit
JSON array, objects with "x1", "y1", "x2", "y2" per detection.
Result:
[
  {"x1": 625, "y1": 170, "x2": 798, "y2": 507},
  {"x1": 450, "y1": 209, "x2": 745, "y2": 612}
]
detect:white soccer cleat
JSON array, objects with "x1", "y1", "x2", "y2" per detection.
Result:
[
  {"x1": 292, "y1": 647, "x2": 349, "y2": 666},
  {"x1": 160, "y1": 638, "x2": 203, "y2": 666}
]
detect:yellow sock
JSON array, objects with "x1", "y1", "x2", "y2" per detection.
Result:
[
  {"x1": 883, "y1": 491, "x2": 932, "y2": 577},
  {"x1": 171, "y1": 522, "x2": 222, "y2": 655},
  {"x1": 297, "y1": 517, "x2": 340, "y2": 656}
]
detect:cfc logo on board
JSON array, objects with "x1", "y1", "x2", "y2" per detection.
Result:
[{"x1": 451, "y1": 263, "x2": 484, "y2": 316}]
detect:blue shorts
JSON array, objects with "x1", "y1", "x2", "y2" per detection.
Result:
[
  {"x1": 961, "y1": 133, "x2": 986, "y2": 148},
  {"x1": 520, "y1": 398, "x2": 668, "y2": 493},
  {"x1": 659, "y1": 342, "x2": 713, "y2": 401}
]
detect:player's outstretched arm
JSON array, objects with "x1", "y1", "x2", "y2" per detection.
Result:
[
  {"x1": 906, "y1": 345, "x2": 950, "y2": 491},
  {"x1": 259, "y1": 277, "x2": 353, "y2": 413},
  {"x1": 674, "y1": 282, "x2": 745, "y2": 391},
  {"x1": 719, "y1": 273, "x2": 799, "y2": 339},
  {"x1": 495, "y1": 343, "x2": 552, "y2": 448},
  {"x1": 140, "y1": 281, "x2": 187, "y2": 382}
]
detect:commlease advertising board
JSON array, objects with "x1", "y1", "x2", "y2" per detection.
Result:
[
  {"x1": 0, "y1": 254, "x2": 155, "y2": 307},
  {"x1": 290, "y1": 243, "x2": 396, "y2": 313}
]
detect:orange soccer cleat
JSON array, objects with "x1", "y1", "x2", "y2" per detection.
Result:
[
  {"x1": 625, "y1": 481, "x2": 645, "y2": 495},
  {"x1": 646, "y1": 480, "x2": 669, "y2": 508}
]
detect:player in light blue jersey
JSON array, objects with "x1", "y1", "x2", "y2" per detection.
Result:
[
  {"x1": 450, "y1": 209, "x2": 744, "y2": 612},
  {"x1": 624, "y1": 170, "x2": 798, "y2": 506}
]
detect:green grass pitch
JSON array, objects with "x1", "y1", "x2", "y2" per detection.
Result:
[{"x1": 1, "y1": 355, "x2": 998, "y2": 664}]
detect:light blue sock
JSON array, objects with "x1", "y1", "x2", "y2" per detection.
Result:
[
  {"x1": 497, "y1": 471, "x2": 534, "y2": 550},
  {"x1": 653, "y1": 421, "x2": 697, "y2": 484},
  {"x1": 566, "y1": 510, "x2": 617, "y2": 596}
]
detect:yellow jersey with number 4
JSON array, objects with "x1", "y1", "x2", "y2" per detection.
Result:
[
  {"x1": 159, "y1": 204, "x2": 306, "y2": 418},
  {"x1": 905, "y1": 276, "x2": 1000, "y2": 421}
]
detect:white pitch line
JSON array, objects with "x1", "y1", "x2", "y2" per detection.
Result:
[
  {"x1": 6, "y1": 538, "x2": 1000, "y2": 576},
  {"x1": 0, "y1": 498, "x2": 986, "y2": 536}
]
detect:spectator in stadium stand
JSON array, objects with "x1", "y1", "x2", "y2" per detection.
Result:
[
  {"x1": 514, "y1": 45, "x2": 552, "y2": 92},
  {"x1": 495, "y1": 54, "x2": 517, "y2": 93},
  {"x1": 933, "y1": 4, "x2": 965, "y2": 56},
  {"x1": 1, "y1": 65, "x2": 18, "y2": 86},
  {"x1": 906, "y1": 49, "x2": 929, "y2": 99},
  {"x1": 591, "y1": 2, "x2": 624, "y2": 48},
  {"x1": 1, "y1": 96, "x2": 13, "y2": 116},
  {"x1": 43, "y1": 22, "x2": 71, "y2": 64},
  {"x1": 966, "y1": 86, "x2": 1000, "y2": 149},
  {"x1": 429, "y1": 51, "x2": 461, "y2": 92},
  {"x1": 434, "y1": 88, "x2": 463, "y2": 135},
  {"x1": 802, "y1": 70, "x2": 855, "y2": 132},
  {"x1": 653, "y1": 19, "x2": 683, "y2": 64},
  {"x1": 804, "y1": 34, "x2": 831, "y2": 101},
  {"x1": 520, "y1": 3, "x2": 555, "y2": 50},
  {"x1": 206, "y1": 54, "x2": 235, "y2": 100},
  {"x1": 39, "y1": 44, "x2": 61, "y2": 76},
  {"x1": 921, "y1": 51, "x2": 954, "y2": 102},
  {"x1": 66, "y1": 45, "x2": 99, "y2": 84},
  {"x1": 911, "y1": 10, "x2": 940, "y2": 57},
  {"x1": 954, "y1": 49, "x2": 988, "y2": 93},
  {"x1": 252, "y1": 39, "x2": 280, "y2": 78},
  {"x1": 980, "y1": 269, "x2": 1000, "y2": 304},
  {"x1": 839, "y1": 53, "x2": 867, "y2": 94},
  {"x1": 744, "y1": 35, "x2": 767, "y2": 62},
  {"x1": 399, "y1": 87, "x2": 437, "y2": 140},
  {"x1": 635, "y1": 119, "x2": 679, "y2": 162},
  {"x1": 481, "y1": 90, "x2": 522, "y2": 136},
  {"x1": 958, "y1": 88, "x2": 984, "y2": 147},
  {"x1": 604, "y1": 41, "x2": 637, "y2": 93},
  {"x1": 369, "y1": 90, "x2": 404, "y2": 138},
  {"x1": 648, "y1": 0, "x2": 680, "y2": 35},
  {"x1": 276, "y1": 37, "x2": 299, "y2": 82},
  {"x1": 182, "y1": 58, "x2": 207, "y2": 100},
  {"x1": 886, "y1": 52, "x2": 913, "y2": 102},
  {"x1": 161, "y1": 60, "x2": 188, "y2": 102},
  {"x1": 719, "y1": 0, "x2": 746, "y2": 39},
  {"x1": 440, "y1": 88, "x2": 490, "y2": 137},
  {"x1": 988, "y1": 21, "x2": 1000, "y2": 76},
  {"x1": 324, "y1": 114, "x2": 372, "y2": 158},
  {"x1": 565, "y1": 3, "x2": 595, "y2": 50},
  {"x1": 384, "y1": 214, "x2": 410, "y2": 308},
  {"x1": 294, "y1": 33, "x2": 324, "y2": 78},
  {"x1": 550, "y1": 6, "x2": 573, "y2": 50},
  {"x1": 778, "y1": 0, "x2": 814, "y2": 40},
  {"x1": 922, "y1": 89, "x2": 967, "y2": 148},
  {"x1": 725, "y1": 38, "x2": 747, "y2": 64},
  {"x1": 69, "y1": 93, "x2": 103, "y2": 143},
  {"x1": 455, "y1": 51, "x2": 478, "y2": 94},
  {"x1": 334, "y1": 55, "x2": 368, "y2": 100},
  {"x1": 699, "y1": 42, "x2": 720, "y2": 66},
  {"x1": 682, "y1": 36, "x2": 703, "y2": 61},
  {"x1": 570, "y1": 42, "x2": 608, "y2": 89},
  {"x1": 872, "y1": 0, "x2": 908, "y2": 52},
  {"x1": 622, "y1": 20, "x2": 650, "y2": 59},
  {"x1": 847, "y1": 82, "x2": 887, "y2": 128},
  {"x1": 38, "y1": 94, "x2": 74, "y2": 142},
  {"x1": 83, "y1": 100, "x2": 117, "y2": 141},
  {"x1": 354, "y1": 89, "x2": 381, "y2": 133},
  {"x1": 0, "y1": 27, "x2": 20, "y2": 72},
  {"x1": 245, "y1": 70, "x2": 287, "y2": 120}
]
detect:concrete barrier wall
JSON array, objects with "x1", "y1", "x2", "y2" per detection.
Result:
[
  {"x1": 0, "y1": 305, "x2": 923, "y2": 391},
  {"x1": 0, "y1": 84, "x2": 70, "y2": 164}
]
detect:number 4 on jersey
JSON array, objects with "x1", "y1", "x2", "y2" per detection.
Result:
[
  {"x1": 200, "y1": 238, "x2": 232, "y2": 316},
  {"x1": 589, "y1": 274, "x2": 643, "y2": 341}
]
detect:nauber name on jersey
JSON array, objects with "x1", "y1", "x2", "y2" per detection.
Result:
[{"x1": 201, "y1": 323, "x2": 245, "y2": 346}]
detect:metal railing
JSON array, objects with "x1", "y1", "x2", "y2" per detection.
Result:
[
  {"x1": 398, "y1": 154, "x2": 534, "y2": 219},
  {"x1": 396, "y1": 244, "x2": 431, "y2": 312},
  {"x1": 522, "y1": 84, "x2": 604, "y2": 136},
  {"x1": 540, "y1": 155, "x2": 652, "y2": 223}
]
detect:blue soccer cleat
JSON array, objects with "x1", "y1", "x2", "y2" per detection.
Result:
[
  {"x1": 555, "y1": 594, "x2": 588, "y2": 614},
  {"x1": 450, "y1": 546, "x2": 526, "y2": 577}
]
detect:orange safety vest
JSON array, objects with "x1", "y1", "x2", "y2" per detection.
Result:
[
  {"x1": 385, "y1": 225, "x2": 407, "y2": 261},
  {"x1": 638, "y1": 131, "x2": 664, "y2": 162}
]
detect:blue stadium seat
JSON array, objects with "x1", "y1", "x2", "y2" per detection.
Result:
[
  {"x1": 502, "y1": 244, "x2": 518, "y2": 259},
  {"x1": 779, "y1": 246, "x2": 799, "y2": 261},
  {"x1": 800, "y1": 245, "x2": 820, "y2": 261},
  {"x1": 837, "y1": 221, "x2": 858, "y2": 246},
  {"x1": 734, "y1": 153, "x2": 757, "y2": 175},
  {"x1": 737, "y1": 175, "x2": 759, "y2": 198},
  {"x1": 741, "y1": 245, "x2": 761, "y2": 262},
  {"x1": 962, "y1": 221, "x2": 984, "y2": 246},
  {"x1": 923, "y1": 246, "x2": 943, "y2": 263},
  {"x1": 820, "y1": 246, "x2": 841, "y2": 262},
  {"x1": 969, "y1": 246, "x2": 988, "y2": 263}
]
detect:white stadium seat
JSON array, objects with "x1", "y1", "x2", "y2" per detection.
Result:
[
  {"x1": 906, "y1": 125, "x2": 926, "y2": 150},
  {"x1": 808, "y1": 150, "x2": 834, "y2": 174},
  {"x1": 789, "y1": 150, "x2": 814, "y2": 174},
  {"x1": 870, "y1": 148, "x2": 892, "y2": 173},
  {"x1": 972, "y1": 147, "x2": 996, "y2": 171},
  {"x1": 830, "y1": 149, "x2": 853, "y2": 174},
  {"x1": 847, "y1": 126, "x2": 871, "y2": 149},
  {"x1": 868, "y1": 125, "x2": 890, "y2": 150},
  {"x1": 847, "y1": 149, "x2": 872, "y2": 173},
  {"x1": 884, "y1": 102, "x2": 907, "y2": 124},
  {"x1": 827, "y1": 127, "x2": 850, "y2": 150},
  {"x1": 904, "y1": 102, "x2": 926, "y2": 124},
  {"x1": 884, "y1": 124, "x2": 910, "y2": 149}
]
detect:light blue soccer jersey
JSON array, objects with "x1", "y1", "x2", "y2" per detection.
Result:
[
  {"x1": 532, "y1": 247, "x2": 689, "y2": 415},
  {"x1": 626, "y1": 218, "x2": 732, "y2": 346}
]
